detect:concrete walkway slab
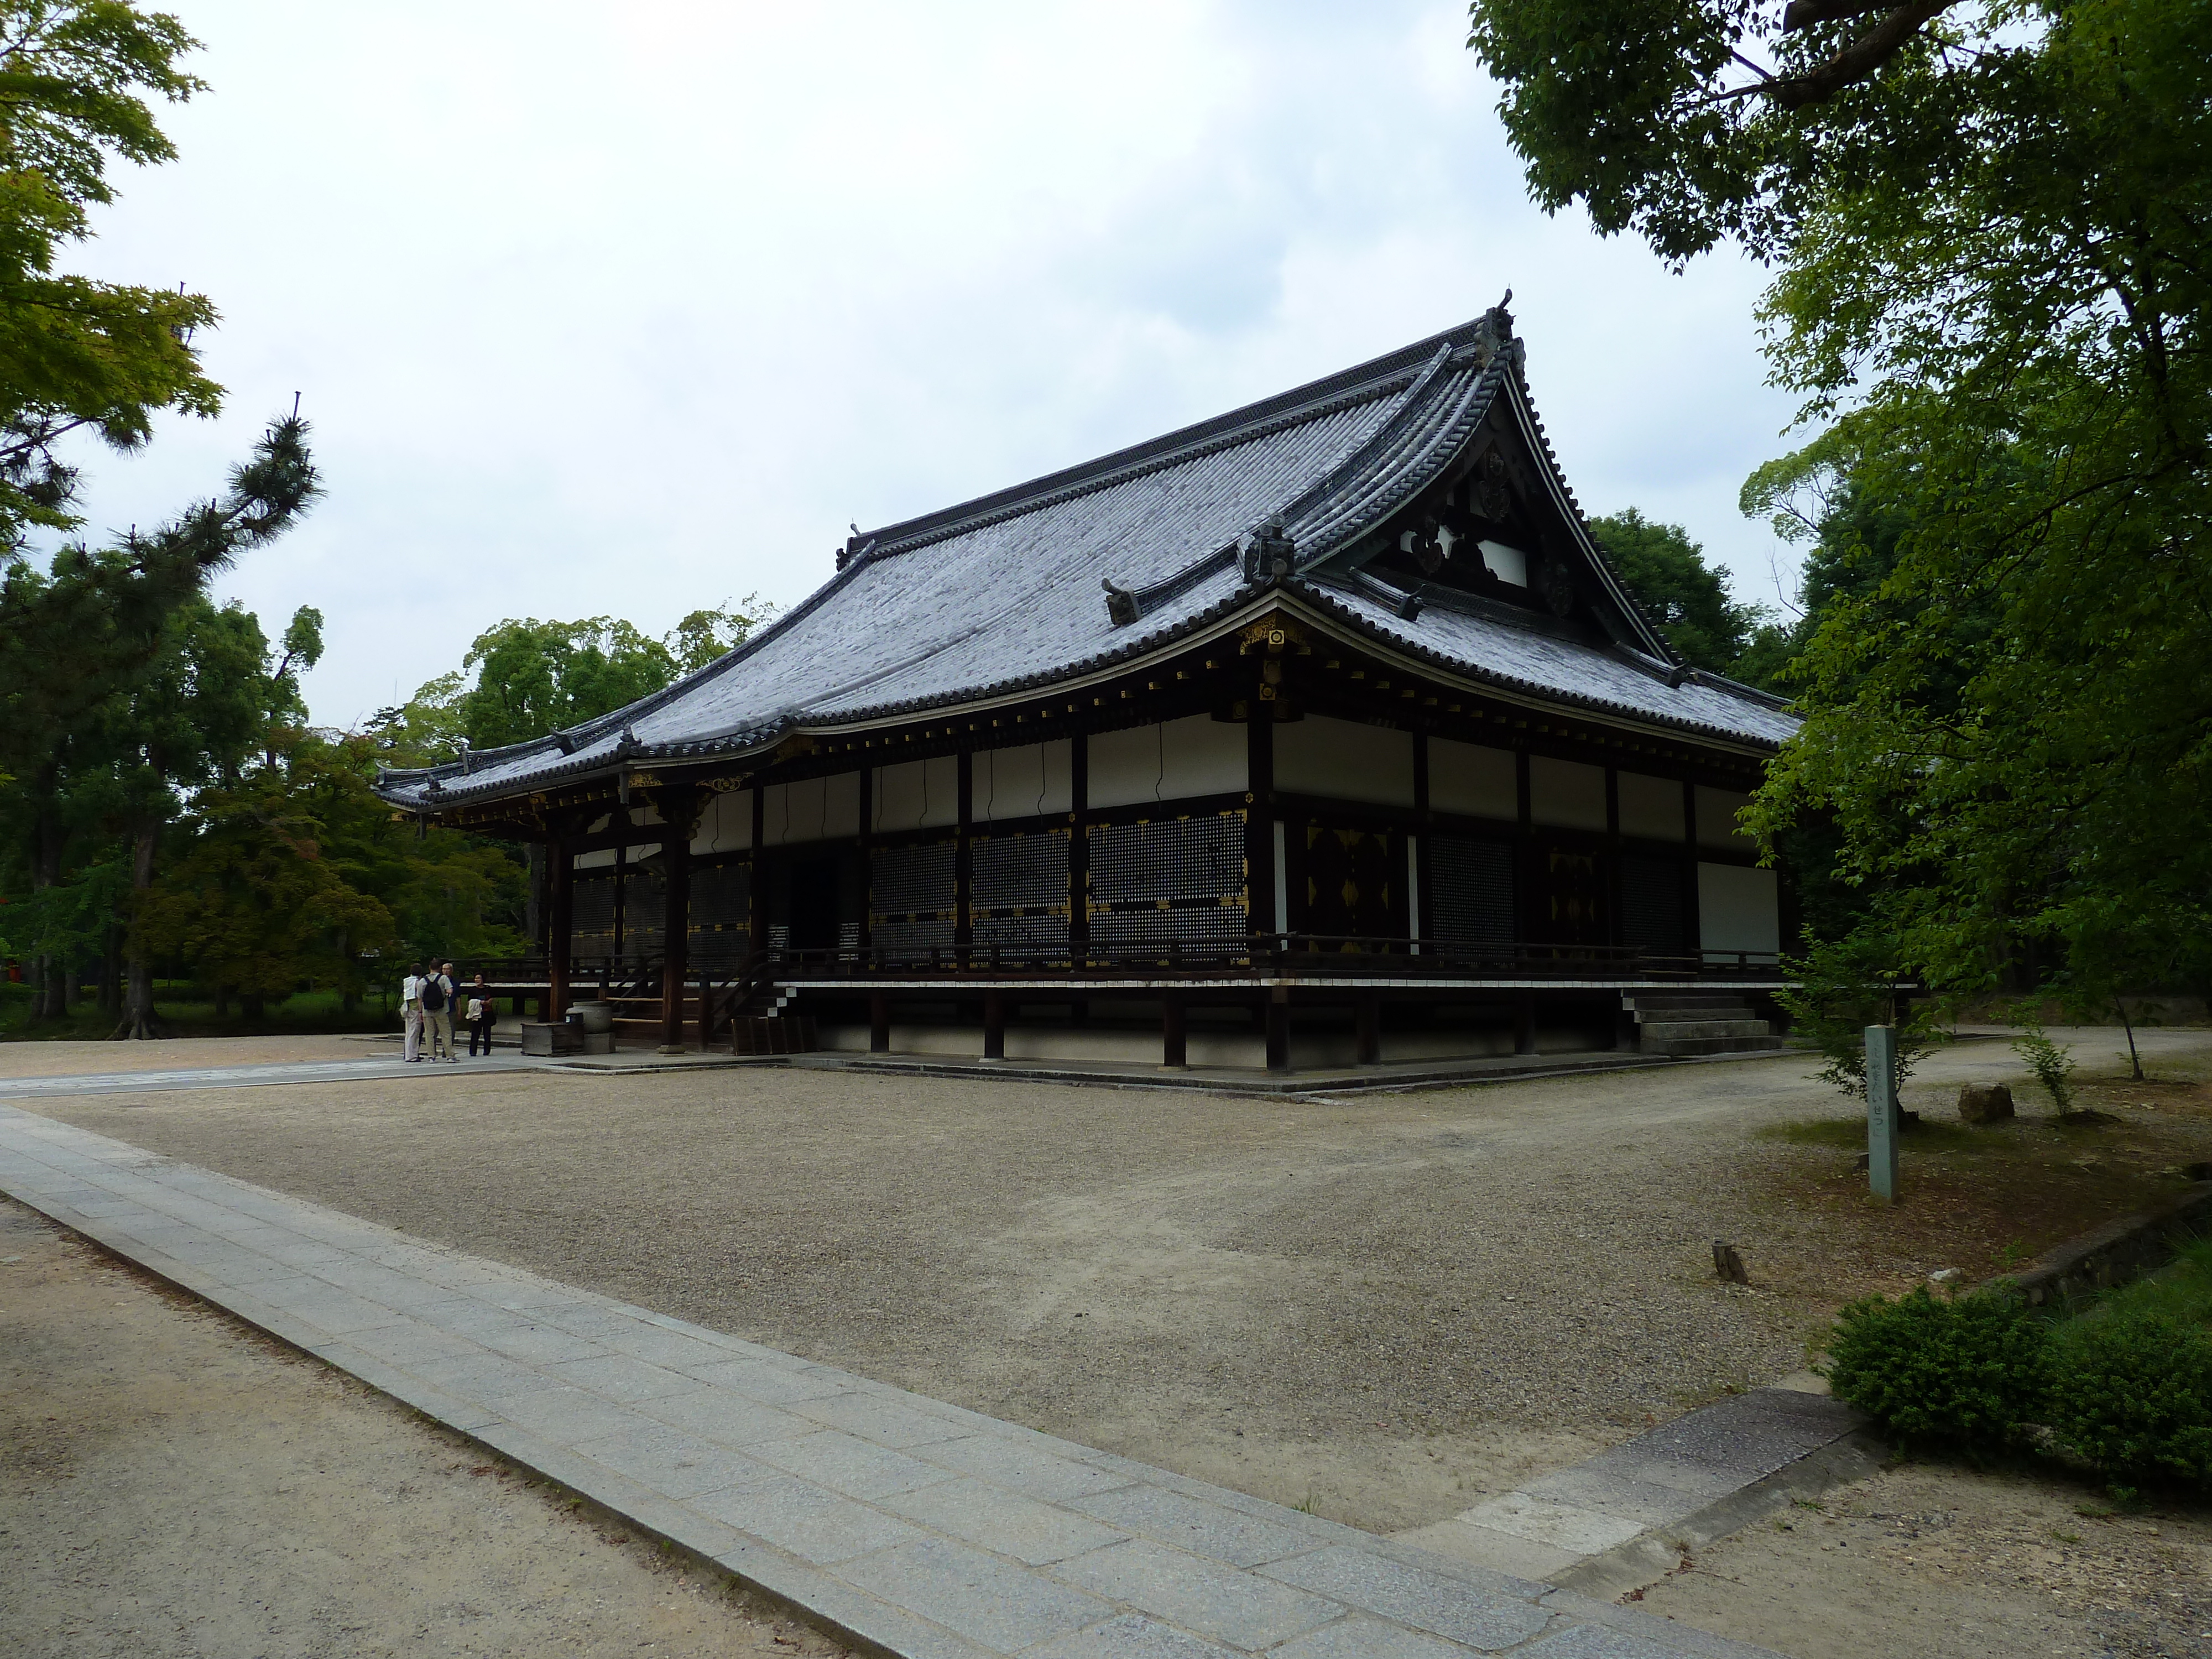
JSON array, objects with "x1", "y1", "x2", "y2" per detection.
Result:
[{"x1": 0, "y1": 1103, "x2": 1779, "y2": 1659}]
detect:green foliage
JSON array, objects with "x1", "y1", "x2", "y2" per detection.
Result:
[
  {"x1": 1470, "y1": 0, "x2": 2212, "y2": 1011},
  {"x1": 1825, "y1": 1286, "x2": 2052, "y2": 1458},
  {"x1": 371, "y1": 598, "x2": 773, "y2": 764},
  {"x1": 2048, "y1": 1311, "x2": 2212, "y2": 1490},
  {"x1": 133, "y1": 760, "x2": 396, "y2": 1005},
  {"x1": 1587, "y1": 508, "x2": 1770, "y2": 677},
  {"x1": 1776, "y1": 927, "x2": 1939, "y2": 1100},
  {"x1": 2011, "y1": 1024, "x2": 2078, "y2": 1114},
  {"x1": 0, "y1": 1, "x2": 223, "y2": 542}
]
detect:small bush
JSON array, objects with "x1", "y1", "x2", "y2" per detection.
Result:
[
  {"x1": 2012, "y1": 1024, "x2": 2078, "y2": 1113},
  {"x1": 2048, "y1": 1311, "x2": 2212, "y2": 1490},
  {"x1": 1825, "y1": 1287, "x2": 2052, "y2": 1456}
]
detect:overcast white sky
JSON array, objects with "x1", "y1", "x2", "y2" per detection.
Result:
[{"x1": 58, "y1": 0, "x2": 1804, "y2": 728}]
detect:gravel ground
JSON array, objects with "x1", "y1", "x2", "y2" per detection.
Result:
[
  {"x1": 20, "y1": 1026, "x2": 2212, "y2": 1539},
  {"x1": 0, "y1": 1197, "x2": 854, "y2": 1659},
  {"x1": 0, "y1": 1032, "x2": 375, "y2": 1077}
]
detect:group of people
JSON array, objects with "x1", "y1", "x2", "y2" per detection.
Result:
[{"x1": 400, "y1": 961, "x2": 497, "y2": 1062}]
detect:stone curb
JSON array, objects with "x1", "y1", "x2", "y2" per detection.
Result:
[{"x1": 1985, "y1": 1180, "x2": 2212, "y2": 1307}]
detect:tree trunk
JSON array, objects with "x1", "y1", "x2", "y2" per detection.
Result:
[
  {"x1": 113, "y1": 820, "x2": 162, "y2": 1040},
  {"x1": 2116, "y1": 997, "x2": 2143, "y2": 1081},
  {"x1": 28, "y1": 781, "x2": 61, "y2": 1021},
  {"x1": 212, "y1": 984, "x2": 229, "y2": 1019},
  {"x1": 240, "y1": 990, "x2": 267, "y2": 1022},
  {"x1": 100, "y1": 922, "x2": 122, "y2": 1015}
]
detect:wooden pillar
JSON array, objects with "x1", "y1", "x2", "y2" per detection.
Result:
[
  {"x1": 1355, "y1": 992, "x2": 1381, "y2": 1066},
  {"x1": 1411, "y1": 731, "x2": 1431, "y2": 951},
  {"x1": 1246, "y1": 708, "x2": 1275, "y2": 945},
  {"x1": 749, "y1": 786, "x2": 768, "y2": 957},
  {"x1": 1162, "y1": 995, "x2": 1187, "y2": 1070},
  {"x1": 1068, "y1": 733, "x2": 1089, "y2": 967},
  {"x1": 547, "y1": 833, "x2": 573, "y2": 1022},
  {"x1": 1682, "y1": 781, "x2": 1701, "y2": 967},
  {"x1": 1513, "y1": 991, "x2": 1538, "y2": 1056},
  {"x1": 869, "y1": 991, "x2": 890, "y2": 1054},
  {"x1": 982, "y1": 988, "x2": 1005, "y2": 1061},
  {"x1": 955, "y1": 749, "x2": 974, "y2": 959},
  {"x1": 1264, "y1": 988, "x2": 1291, "y2": 1072},
  {"x1": 857, "y1": 765, "x2": 873, "y2": 952},
  {"x1": 659, "y1": 786, "x2": 695, "y2": 1052}
]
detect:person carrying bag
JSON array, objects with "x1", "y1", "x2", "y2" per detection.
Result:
[{"x1": 421, "y1": 965, "x2": 456, "y2": 1062}]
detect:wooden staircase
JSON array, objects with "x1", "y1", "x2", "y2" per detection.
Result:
[
  {"x1": 600, "y1": 957, "x2": 818, "y2": 1055},
  {"x1": 1625, "y1": 990, "x2": 1784, "y2": 1057}
]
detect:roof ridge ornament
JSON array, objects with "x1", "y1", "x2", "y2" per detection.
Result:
[
  {"x1": 1102, "y1": 577, "x2": 1139, "y2": 627},
  {"x1": 1474, "y1": 289, "x2": 1516, "y2": 367},
  {"x1": 1238, "y1": 515, "x2": 1296, "y2": 585}
]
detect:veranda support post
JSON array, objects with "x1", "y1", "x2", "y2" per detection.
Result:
[
  {"x1": 547, "y1": 834, "x2": 573, "y2": 1024},
  {"x1": 1866, "y1": 1024, "x2": 1900, "y2": 1201},
  {"x1": 659, "y1": 786, "x2": 695, "y2": 1053}
]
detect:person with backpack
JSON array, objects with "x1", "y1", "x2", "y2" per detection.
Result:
[
  {"x1": 421, "y1": 963, "x2": 456, "y2": 1062},
  {"x1": 401, "y1": 962, "x2": 425, "y2": 1062}
]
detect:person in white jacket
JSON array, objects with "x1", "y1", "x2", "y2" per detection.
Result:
[{"x1": 401, "y1": 962, "x2": 425, "y2": 1062}]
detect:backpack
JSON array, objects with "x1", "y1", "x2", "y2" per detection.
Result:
[{"x1": 421, "y1": 977, "x2": 447, "y2": 1013}]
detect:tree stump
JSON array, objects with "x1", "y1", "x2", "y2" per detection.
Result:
[{"x1": 1712, "y1": 1241, "x2": 1749, "y2": 1285}]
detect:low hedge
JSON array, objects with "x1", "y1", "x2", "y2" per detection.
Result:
[
  {"x1": 1825, "y1": 1284, "x2": 2212, "y2": 1491},
  {"x1": 1826, "y1": 1286, "x2": 2052, "y2": 1458}
]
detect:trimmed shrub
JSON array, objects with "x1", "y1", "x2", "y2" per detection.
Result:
[
  {"x1": 2048, "y1": 1311, "x2": 2212, "y2": 1490},
  {"x1": 1825, "y1": 1287, "x2": 2052, "y2": 1456}
]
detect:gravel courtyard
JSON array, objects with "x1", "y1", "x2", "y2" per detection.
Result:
[{"x1": 13, "y1": 1029, "x2": 2212, "y2": 1539}]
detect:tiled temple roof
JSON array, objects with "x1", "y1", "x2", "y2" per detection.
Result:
[{"x1": 376, "y1": 311, "x2": 1794, "y2": 813}]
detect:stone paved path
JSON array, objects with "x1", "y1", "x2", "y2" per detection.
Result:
[
  {"x1": 0, "y1": 1054, "x2": 544, "y2": 1098},
  {"x1": 0, "y1": 1103, "x2": 1777, "y2": 1659}
]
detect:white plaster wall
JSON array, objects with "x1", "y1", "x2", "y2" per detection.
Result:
[
  {"x1": 1697, "y1": 862, "x2": 1780, "y2": 956},
  {"x1": 573, "y1": 847, "x2": 616, "y2": 870},
  {"x1": 1529, "y1": 757, "x2": 1607, "y2": 831},
  {"x1": 1618, "y1": 772, "x2": 1685, "y2": 842},
  {"x1": 1273, "y1": 714, "x2": 1413, "y2": 807},
  {"x1": 1695, "y1": 785, "x2": 1759, "y2": 852},
  {"x1": 763, "y1": 773, "x2": 862, "y2": 847},
  {"x1": 690, "y1": 788, "x2": 753, "y2": 854},
  {"x1": 1429, "y1": 738, "x2": 1516, "y2": 820},
  {"x1": 874, "y1": 756, "x2": 960, "y2": 831},
  {"x1": 1088, "y1": 715, "x2": 1247, "y2": 810},
  {"x1": 972, "y1": 739, "x2": 1073, "y2": 823}
]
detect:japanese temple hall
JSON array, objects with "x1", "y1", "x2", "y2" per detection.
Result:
[{"x1": 375, "y1": 303, "x2": 1799, "y2": 1070}]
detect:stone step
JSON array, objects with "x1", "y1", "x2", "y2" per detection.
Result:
[
  {"x1": 1646, "y1": 1033, "x2": 1787, "y2": 1057},
  {"x1": 1639, "y1": 1018, "x2": 1771, "y2": 1042},
  {"x1": 1627, "y1": 994, "x2": 1755, "y2": 1013}
]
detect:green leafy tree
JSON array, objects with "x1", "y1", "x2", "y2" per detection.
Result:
[
  {"x1": 1469, "y1": 0, "x2": 2211, "y2": 1005},
  {"x1": 135, "y1": 759, "x2": 395, "y2": 1021},
  {"x1": 1589, "y1": 508, "x2": 1768, "y2": 676},
  {"x1": 0, "y1": 1, "x2": 220, "y2": 543}
]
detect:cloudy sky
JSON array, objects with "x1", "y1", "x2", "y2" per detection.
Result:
[{"x1": 59, "y1": 0, "x2": 1805, "y2": 728}]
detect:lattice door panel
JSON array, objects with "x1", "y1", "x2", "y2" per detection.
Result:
[
  {"x1": 1430, "y1": 836, "x2": 1515, "y2": 951},
  {"x1": 1619, "y1": 855, "x2": 1685, "y2": 957},
  {"x1": 570, "y1": 874, "x2": 616, "y2": 961},
  {"x1": 969, "y1": 829, "x2": 1071, "y2": 961},
  {"x1": 688, "y1": 859, "x2": 752, "y2": 966},
  {"x1": 870, "y1": 839, "x2": 957, "y2": 959},
  {"x1": 619, "y1": 861, "x2": 666, "y2": 962},
  {"x1": 1087, "y1": 812, "x2": 1246, "y2": 960}
]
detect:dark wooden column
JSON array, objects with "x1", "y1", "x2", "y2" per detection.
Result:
[
  {"x1": 982, "y1": 989, "x2": 1005, "y2": 1060},
  {"x1": 856, "y1": 765, "x2": 873, "y2": 950},
  {"x1": 659, "y1": 785, "x2": 696, "y2": 1052},
  {"x1": 749, "y1": 786, "x2": 768, "y2": 957},
  {"x1": 1513, "y1": 991, "x2": 1538, "y2": 1055},
  {"x1": 1681, "y1": 781, "x2": 1702, "y2": 964},
  {"x1": 1068, "y1": 733, "x2": 1089, "y2": 968},
  {"x1": 1161, "y1": 995, "x2": 1187, "y2": 1070},
  {"x1": 1355, "y1": 992, "x2": 1381, "y2": 1066},
  {"x1": 1264, "y1": 987, "x2": 1291, "y2": 1072},
  {"x1": 955, "y1": 749, "x2": 974, "y2": 959},
  {"x1": 869, "y1": 990, "x2": 890, "y2": 1053},
  {"x1": 1411, "y1": 731, "x2": 1431, "y2": 950},
  {"x1": 547, "y1": 831, "x2": 573, "y2": 1023},
  {"x1": 1246, "y1": 709, "x2": 1275, "y2": 944}
]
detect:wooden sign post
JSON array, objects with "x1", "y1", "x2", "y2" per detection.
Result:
[{"x1": 1866, "y1": 1024, "x2": 1900, "y2": 1201}]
